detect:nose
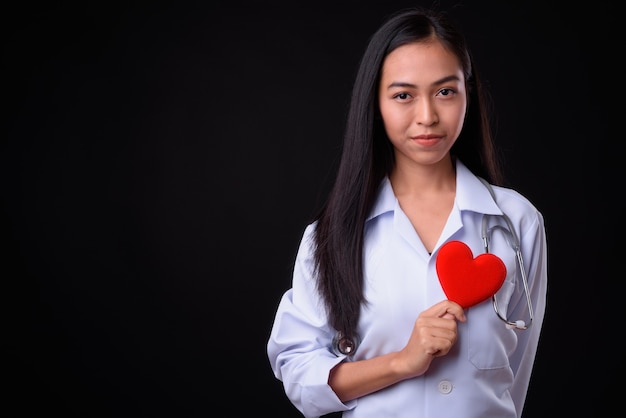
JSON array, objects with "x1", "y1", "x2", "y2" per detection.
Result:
[{"x1": 415, "y1": 98, "x2": 438, "y2": 126}]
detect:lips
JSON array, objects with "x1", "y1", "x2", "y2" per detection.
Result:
[
  {"x1": 412, "y1": 134, "x2": 443, "y2": 140},
  {"x1": 412, "y1": 134, "x2": 443, "y2": 146}
]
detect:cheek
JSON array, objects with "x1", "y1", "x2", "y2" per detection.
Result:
[
  {"x1": 444, "y1": 103, "x2": 467, "y2": 136},
  {"x1": 380, "y1": 105, "x2": 408, "y2": 135},
  {"x1": 458, "y1": 104, "x2": 468, "y2": 132}
]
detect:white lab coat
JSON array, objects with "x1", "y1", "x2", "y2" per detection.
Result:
[{"x1": 267, "y1": 159, "x2": 548, "y2": 418}]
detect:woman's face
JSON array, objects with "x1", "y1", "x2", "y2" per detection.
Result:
[{"x1": 378, "y1": 40, "x2": 467, "y2": 170}]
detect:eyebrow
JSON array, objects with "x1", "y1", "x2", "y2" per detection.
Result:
[{"x1": 385, "y1": 75, "x2": 461, "y2": 89}]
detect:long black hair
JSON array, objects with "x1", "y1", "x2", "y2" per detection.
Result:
[{"x1": 313, "y1": 7, "x2": 504, "y2": 345}]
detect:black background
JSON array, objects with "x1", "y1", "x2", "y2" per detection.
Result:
[{"x1": 3, "y1": 0, "x2": 622, "y2": 416}]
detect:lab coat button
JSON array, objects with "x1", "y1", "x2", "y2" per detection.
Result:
[{"x1": 438, "y1": 380, "x2": 453, "y2": 394}]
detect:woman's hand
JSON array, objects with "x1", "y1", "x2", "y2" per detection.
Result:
[
  {"x1": 397, "y1": 300, "x2": 466, "y2": 377},
  {"x1": 328, "y1": 300, "x2": 467, "y2": 402}
]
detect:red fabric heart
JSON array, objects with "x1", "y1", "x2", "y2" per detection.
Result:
[{"x1": 435, "y1": 240, "x2": 507, "y2": 309}]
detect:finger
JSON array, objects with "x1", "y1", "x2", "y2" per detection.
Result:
[
  {"x1": 441, "y1": 305, "x2": 466, "y2": 322},
  {"x1": 426, "y1": 336, "x2": 455, "y2": 357},
  {"x1": 425, "y1": 300, "x2": 466, "y2": 322}
]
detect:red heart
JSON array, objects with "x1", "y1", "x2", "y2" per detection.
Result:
[{"x1": 435, "y1": 240, "x2": 506, "y2": 309}]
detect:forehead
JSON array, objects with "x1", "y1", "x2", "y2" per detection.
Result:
[{"x1": 381, "y1": 40, "x2": 464, "y2": 82}]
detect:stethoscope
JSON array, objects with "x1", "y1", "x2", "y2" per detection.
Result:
[
  {"x1": 478, "y1": 176, "x2": 534, "y2": 331},
  {"x1": 332, "y1": 178, "x2": 534, "y2": 357}
]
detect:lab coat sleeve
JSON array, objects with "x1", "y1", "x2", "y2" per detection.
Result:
[
  {"x1": 267, "y1": 224, "x2": 356, "y2": 417},
  {"x1": 507, "y1": 208, "x2": 548, "y2": 415}
]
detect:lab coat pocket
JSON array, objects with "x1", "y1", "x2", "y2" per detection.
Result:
[{"x1": 467, "y1": 278, "x2": 516, "y2": 370}]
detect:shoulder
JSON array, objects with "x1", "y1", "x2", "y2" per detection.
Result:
[
  {"x1": 490, "y1": 184, "x2": 540, "y2": 212},
  {"x1": 299, "y1": 221, "x2": 317, "y2": 249},
  {"x1": 489, "y1": 184, "x2": 545, "y2": 230}
]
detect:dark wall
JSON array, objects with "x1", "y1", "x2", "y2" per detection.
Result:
[{"x1": 3, "y1": 1, "x2": 621, "y2": 416}]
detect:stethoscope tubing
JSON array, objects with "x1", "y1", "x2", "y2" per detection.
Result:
[{"x1": 483, "y1": 212, "x2": 534, "y2": 330}]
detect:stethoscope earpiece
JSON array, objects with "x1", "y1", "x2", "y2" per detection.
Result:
[{"x1": 505, "y1": 320, "x2": 526, "y2": 330}]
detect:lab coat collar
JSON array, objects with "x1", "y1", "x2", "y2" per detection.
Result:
[
  {"x1": 454, "y1": 160, "x2": 504, "y2": 216},
  {"x1": 366, "y1": 159, "x2": 503, "y2": 222}
]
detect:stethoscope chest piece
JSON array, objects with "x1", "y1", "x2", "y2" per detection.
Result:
[{"x1": 332, "y1": 332, "x2": 360, "y2": 356}]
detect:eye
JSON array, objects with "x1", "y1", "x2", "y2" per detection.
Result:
[
  {"x1": 437, "y1": 88, "x2": 456, "y2": 97},
  {"x1": 392, "y1": 92, "x2": 412, "y2": 101}
]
